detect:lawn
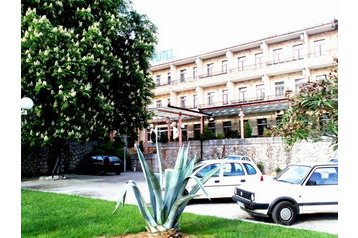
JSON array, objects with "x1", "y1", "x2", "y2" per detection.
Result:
[{"x1": 21, "y1": 189, "x2": 337, "y2": 238}]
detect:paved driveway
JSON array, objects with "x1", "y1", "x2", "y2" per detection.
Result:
[{"x1": 21, "y1": 172, "x2": 337, "y2": 235}]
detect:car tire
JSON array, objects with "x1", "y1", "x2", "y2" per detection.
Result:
[
  {"x1": 272, "y1": 201, "x2": 297, "y2": 225},
  {"x1": 115, "y1": 171, "x2": 121, "y2": 175}
]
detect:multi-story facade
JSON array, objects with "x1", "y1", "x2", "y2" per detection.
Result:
[{"x1": 143, "y1": 20, "x2": 338, "y2": 143}]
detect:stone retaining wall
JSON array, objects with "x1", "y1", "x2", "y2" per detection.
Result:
[
  {"x1": 144, "y1": 138, "x2": 336, "y2": 175},
  {"x1": 21, "y1": 140, "x2": 99, "y2": 177}
]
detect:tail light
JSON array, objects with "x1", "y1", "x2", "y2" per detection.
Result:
[{"x1": 260, "y1": 175, "x2": 264, "y2": 181}]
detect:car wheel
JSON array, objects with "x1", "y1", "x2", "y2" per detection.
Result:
[
  {"x1": 115, "y1": 171, "x2": 121, "y2": 175},
  {"x1": 272, "y1": 201, "x2": 297, "y2": 225}
]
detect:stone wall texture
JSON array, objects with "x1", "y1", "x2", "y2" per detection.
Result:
[
  {"x1": 144, "y1": 138, "x2": 336, "y2": 175},
  {"x1": 21, "y1": 140, "x2": 99, "y2": 177},
  {"x1": 22, "y1": 138, "x2": 336, "y2": 177}
]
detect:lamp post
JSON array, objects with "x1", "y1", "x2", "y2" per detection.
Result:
[
  {"x1": 21, "y1": 97, "x2": 34, "y2": 115},
  {"x1": 239, "y1": 110, "x2": 244, "y2": 139}
]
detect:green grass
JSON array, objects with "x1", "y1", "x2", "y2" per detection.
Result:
[{"x1": 22, "y1": 189, "x2": 337, "y2": 238}]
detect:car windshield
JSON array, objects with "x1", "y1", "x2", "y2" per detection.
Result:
[{"x1": 275, "y1": 165, "x2": 311, "y2": 184}]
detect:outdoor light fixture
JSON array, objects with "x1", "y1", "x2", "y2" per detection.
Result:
[
  {"x1": 208, "y1": 116, "x2": 215, "y2": 122},
  {"x1": 21, "y1": 97, "x2": 34, "y2": 115}
]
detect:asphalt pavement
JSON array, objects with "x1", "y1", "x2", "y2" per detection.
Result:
[{"x1": 21, "y1": 172, "x2": 338, "y2": 235}]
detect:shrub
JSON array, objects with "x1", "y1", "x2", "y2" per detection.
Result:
[
  {"x1": 244, "y1": 121, "x2": 252, "y2": 138},
  {"x1": 257, "y1": 162, "x2": 265, "y2": 174},
  {"x1": 216, "y1": 133, "x2": 225, "y2": 139}
]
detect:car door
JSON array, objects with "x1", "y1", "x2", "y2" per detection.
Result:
[
  {"x1": 193, "y1": 163, "x2": 221, "y2": 198},
  {"x1": 219, "y1": 162, "x2": 247, "y2": 197},
  {"x1": 299, "y1": 166, "x2": 338, "y2": 214}
]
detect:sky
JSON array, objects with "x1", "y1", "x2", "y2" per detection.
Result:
[{"x1": 131, "y1": 0, "x2": 338, "y2": 60}]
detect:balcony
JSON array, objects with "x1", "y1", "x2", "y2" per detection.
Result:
[
  {"x1": 229, "y1": 64, "x2": 265, "y2": 82},
  {"x1": 153, "y1": 48, "x2": 337, "y2": 94}
]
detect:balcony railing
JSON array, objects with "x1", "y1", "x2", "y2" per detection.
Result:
[{"x1": 154, "y1": 47, "x2": 337, "y2": 88}]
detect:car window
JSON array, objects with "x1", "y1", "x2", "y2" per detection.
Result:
[
  {"x1": 276, "y1": 165, "x2": 311, "y2": 184},
  {"x1": 223, "y1": 163, "x2": 245, "y2": 176},
  {"x1": 307, "y1": 167, "x2": 338, "y2": 186},
  {"x1": 243, "y1": 163, "x2": 257, "y2": 175},
  {"x1": 109, "y1": 157, "x2": 120, "y2": 162},
  {"x1": 196, "y1": 163, "x2": 220, "y2": 178}
]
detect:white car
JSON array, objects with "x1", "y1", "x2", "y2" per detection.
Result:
[
  {"x1": 187, "y1": 159, "x2": 263, "y2": 199},
  {"x1": 232, "y1": 162, "x2": 338, "y2": 225},
  {"x1": 225, "y1": 155, "x2": 252, "y2": 162}
]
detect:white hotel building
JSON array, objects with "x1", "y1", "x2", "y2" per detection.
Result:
[{"x1": 142, "y1": 20, "x2": 338, "y2": 144}]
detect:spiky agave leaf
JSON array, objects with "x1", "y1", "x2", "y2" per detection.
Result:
[
  {"x1": 113, "y1": 180, "x2": 157, "y2": 228},
  {"x1": 136, "y1": 146, "x2": 164, "y2": 224}
]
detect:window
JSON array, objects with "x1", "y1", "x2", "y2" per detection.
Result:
[
  {"x1": 316, "y1": 74, "x2": 327, "y2": 81},
  {"x1": 222, "y1": 90, "x2": 228, "y2": 105},
  {"x1": 180, "y1": 96, "x2": 186, "y2": 108},
  {"x1": 207, "y1": 63, "x2": 214, "y2": 76},
  {"x1": 314, "y1": 39, "x2": 325, "y2": 56},
  {"x1": 193, "y1": 67, "x2": 197, "y2": 79},
  {"x1": 293, "y1": 44, "x2": 304, "y2": 60},
  {"x1": 193, "y1": 94, "x2": 198, "y2": 108},
  {"x1": 194, "y1": 124, "x2": 201, "y2": 139},
  {"x1": 208, "y1": 92, "x2": 215, "y2": 106},
  {"x1": 223, "y1": 163, "x2": 245, "y2": 176},
  {"x1": 257, "y1": 118, "x2": 267, "y2": 136},
  {"x1": 243, "y1": 163, "x2": 257, "y2": 175},
  {"x1": 295, "y1": 78, "x2": 305, "y2": 92},
  {"x1": 167, "y1": 98, "x2": 171, "y2": 106},
  {"x1": 255, "y1": 53, "x2": 263, "y2": 68},
  {"x1": 221, "y1": 60, "x2": 228, "y2": 73},
  {"x1": 306, "y1": 167, "x2": 338, "y2": 186},
  {"x1": 238, "y1": 56, "x2": 246, "y2": 70},
  {"x1": 275, "y1": 81, "x2": 285, "y2": 97},
  {"x1": 273, "y1": 48, "x2": 283, "y2": 64},
  {"x1": 156, "y1": 75, "x2": 161, "y2": 85},
  {"x1": 256, "y1": 84, "x2": 265, "y2": 99},
  {"x1": 196, "y1": 163, "x2": 220, "y2": 178},
  {"x1": 180, "y1": 69, "x2": 186, "y2": 82},
  {"x1": 156, "y1": 100, "x2": 162, "y2": 108},
  {"x1": 167, "y1": 72, "x2": 171, "y2": 84},
  {"x1": 208, "y1": 122, "x2": 216, "y2": 134},
  {"x1": 239, "y1": 87, "x2": 247, "y2": 101},
  {"x1": 223, "y1": 121, "x2": 232, "y2": 137}
]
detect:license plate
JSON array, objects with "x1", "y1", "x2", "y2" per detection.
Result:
[
  {"x1": 114, "y1": 163, "x2": 120, "y2": 165},
  {"x1": 237, "y1": 201, "x2": 245, "y2": 208}
]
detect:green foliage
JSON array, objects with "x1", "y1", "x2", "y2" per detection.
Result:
[
  {"x1": 21, "y1": 0, "x2": 157, "y2": 148},
  {"x1": 93, "y1": 141, "x2": 126, "y2": 159},
  {"x1": 200, "y1": 127, "x2": 216, "y2": 141},
  {"x1": 244, "y1": 121, "x2": 252, "y2": 138},
  {"x1": 274, "y1": 59, "x2": 338, "y2": 150},
  {"x1": 257, "y1": 162, "x2": 265, "y2": 174},
  {"x1": 114, "y1": 143, "x2": 222, "y2": 234},
  {"x1": 216, "y1": 133, "x2": 225, "y2": 139}
]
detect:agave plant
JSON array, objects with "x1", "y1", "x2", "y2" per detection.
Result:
[{"x1": 113, "y1": 142, "x2": 221, "y2": 237}]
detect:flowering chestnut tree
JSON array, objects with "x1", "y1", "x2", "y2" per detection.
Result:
[
  {"x1": 21, "y1": 0, "x2": 157, "y2": 174},
  {"x1": 274, "y1": 58, "x2": 338, "y2": 150}
]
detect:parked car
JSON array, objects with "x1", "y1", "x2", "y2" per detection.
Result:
[
  {"x1": 225, "y1": 155, "x2": 252, "y2": 161},
  {"x1": 232, "y1": 161, "x2": 338, "y2": 225},
  {"x1": 77, "y1": 155, "x2": 123, "y2": 175},
  {"x1": 187, "y1": 159, "x2": 263, "y2": 199}
]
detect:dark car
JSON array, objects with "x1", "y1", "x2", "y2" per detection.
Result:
[{"x1": 77, "y1": 155, "x2": 123, "y2": 175}]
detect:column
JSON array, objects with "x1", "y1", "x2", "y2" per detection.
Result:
[
  {"x1": 226, "y1": 50, "x2": 235, "y2": 72},
  {"x1": 196, "y1": 86, "x2": 204, "y2": 108},
  {"x1": 226, "y1": 81, "x2": 235, "y2": 103},
  {"x1": 195, "y1": 57, "x2": 204, "y2": 77},
  {"x1": 170, "y1": 64, "x2": 177, "y2": 83},
  {"x1": 261, "y1": 75, "x2": 270, "y2": 99},
  {"x1": 170, "y1": 91, "x2": 177, "y2": 106}
]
